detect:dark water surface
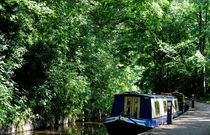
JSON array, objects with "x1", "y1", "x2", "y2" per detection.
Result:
[{"x1": 13, "y1": 123, "x2": 108, "y2": 135}]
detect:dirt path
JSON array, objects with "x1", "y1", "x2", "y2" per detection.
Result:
[{"x1": 140, "y1": 101, "x2": 210, "y2": 135}]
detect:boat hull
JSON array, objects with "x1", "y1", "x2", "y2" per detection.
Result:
[{"x1": 104, "y1": 119, "x2": 150, "y2": 135}]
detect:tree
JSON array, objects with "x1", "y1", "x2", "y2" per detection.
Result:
[{"x1": 192, "y1": 0, "x2": 209, "y2": 96}]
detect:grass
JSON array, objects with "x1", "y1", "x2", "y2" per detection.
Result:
[{"x1": 199, "y1": 93, "x2": 210, "y2": 104}]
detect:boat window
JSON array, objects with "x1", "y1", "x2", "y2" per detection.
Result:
[
  {"x1": 163, "y1": 101, "x2": 167, "y2": 113},
  {"x1": 174, "y1": 100, "x2": 178, "y2": 111},
  {"x1": 124, "y1": 97, "x2": 140, "y2": 118},
  {"x1": 134, "y1": 98, "x2": 138, "y2": 118},
  {"x1": 126, "y1": 97, "x2": 131, "y2": 116},
  {"x1": 155, "y1": 101, "x2": 160, "y2": 116}
]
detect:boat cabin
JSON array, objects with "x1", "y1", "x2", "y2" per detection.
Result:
[{"x1": 107, "y1": 91, "x2": 179, "y2": 127}]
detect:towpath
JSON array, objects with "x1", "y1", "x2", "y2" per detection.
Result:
[{"x1": 140, "y1": 101, "x2": 210, "y2": 135}]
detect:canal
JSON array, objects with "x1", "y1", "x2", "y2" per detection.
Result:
[{"x1": 11, "y1": 123, "x2": 108, "y2": 135}]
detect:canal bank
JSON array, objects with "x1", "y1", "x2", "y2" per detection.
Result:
[
  {"x1": 0, "y1": 111, "x2": 106, "y2": 134},
  {"x1": 0, "y1": 117, "x2": 71, "y2": 134},
  {"x1": 139, "y1": 101, "x2": 210, "y2": 135}
]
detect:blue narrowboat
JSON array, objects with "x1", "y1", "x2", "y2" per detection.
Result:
[{"x1": 104, "y1": 91, "x2": 180, "y2": 135}]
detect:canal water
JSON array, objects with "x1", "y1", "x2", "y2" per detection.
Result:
[{"x1": 12, "y1": 123, "x2": 108, "y2": 135}]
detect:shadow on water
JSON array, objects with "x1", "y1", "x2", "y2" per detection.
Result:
[
  {"x1": 63, "y1": 122, "x2": 107, "y2": 135},
  {"x1": 12, "y1": 122, "x2": 108, "y2": 135}
]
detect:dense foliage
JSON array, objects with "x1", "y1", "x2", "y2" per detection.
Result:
[{"x1": 0, "y1": 0, "x2": 209, "y2": 127}]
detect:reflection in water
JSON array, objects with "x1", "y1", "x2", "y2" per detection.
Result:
[{"x1": 13, "y1": 123, "x2": 108, "y2": 135}]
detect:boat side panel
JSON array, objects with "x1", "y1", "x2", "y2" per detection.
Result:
[
  {"x1": 140, "y1": 97, "x2": 152, "y2": 119},
  {"x1": 110, "y1": 95, "x2": 125, "y2": 117}
]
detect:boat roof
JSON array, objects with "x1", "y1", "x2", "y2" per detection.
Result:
[{"x1": 116, "y1": 91, "x2": 175, "y2": 98}]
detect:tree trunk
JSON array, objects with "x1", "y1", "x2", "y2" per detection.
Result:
[
  {"x1": 198, "y1": 8, "x2": 206, "y2": 96},
  {"x1": 202, "y1": 66, "x2": 206, "y2": 96},
  {"x1": 158, "y1": 66, "x2": 162, "y2": 94},
  {"x1": 154, "y1": 63, "x2": 158, "y2": 94}
]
